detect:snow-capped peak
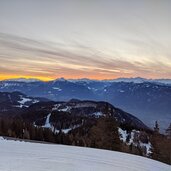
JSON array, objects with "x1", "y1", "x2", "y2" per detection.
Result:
[
  {"x1": 111, "y1": 77, "x2": 147, "y2": 83},
  {"x1": 54, "y1": 77, "x2": 67, "y2": 82}
]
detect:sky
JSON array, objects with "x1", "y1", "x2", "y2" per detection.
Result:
[{"x1": 0, "y1": 0, "x2": 171, "y2": 81}]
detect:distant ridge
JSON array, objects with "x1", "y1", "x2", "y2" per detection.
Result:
[
  {"x1": 4, "y1": 78, "x2": 42, "y2": 83},
  {"x1": 2, "y1": 77, "x2": 171, "y2": 85}
]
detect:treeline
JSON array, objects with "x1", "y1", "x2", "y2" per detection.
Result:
[
  {"x1": 0, "y1": 118, "x2": 57, "y2": 143},
  {"x1": 0, "y1": 117, "x2": 121, "y2": 150},
  {"x1": 0, "y1": 117, "x2": 144, "y2": 155}
]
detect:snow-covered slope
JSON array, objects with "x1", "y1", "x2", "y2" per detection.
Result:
[{"x1": 0, "y1": 138, "x2": 170, "y2": 171}]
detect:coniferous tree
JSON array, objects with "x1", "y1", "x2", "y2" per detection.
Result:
[
  {"x1": 154, "y1": 121, "x2": 159, "y2": 134},
  {"x1": 166, "y1": 123, "x2": 171, "y2": 139}
]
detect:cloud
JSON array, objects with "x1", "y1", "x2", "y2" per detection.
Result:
[{"x1": 0, "y1": 32, "x2": 170, "y2": 80}]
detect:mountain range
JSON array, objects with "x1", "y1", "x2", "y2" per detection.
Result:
[{"x1": 0, "y1": 77, "x2": 171, "y2": 131}]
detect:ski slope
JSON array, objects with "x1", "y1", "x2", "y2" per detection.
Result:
[{"x1": 0, "y1": 138, "x2": 170, "y2": 171}]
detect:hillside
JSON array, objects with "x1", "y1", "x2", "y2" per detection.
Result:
[
  {"x1": 21, "y1": 100, "x2": 149, "y2": 131},
  {"x1": 0, "y1": 92, "x2": 149, "y2": 131},
  {"x1": 0, "y1": 91, "x2": 48, "y2": 117}
]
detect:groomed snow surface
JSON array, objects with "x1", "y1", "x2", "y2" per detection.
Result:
[{"x1": 0, "y1": 138, "x2": 170, "y2": 171}]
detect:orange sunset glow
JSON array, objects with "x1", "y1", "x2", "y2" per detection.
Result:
[{"x1": 0, "y1": 0, "x2": 171, "y2": 80}]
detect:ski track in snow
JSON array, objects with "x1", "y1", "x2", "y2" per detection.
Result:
[
  {"x1": 42, "y1": 113, "x2": 51, "y2": 128},
  {"x1": 0, "y1": 138, "x2": 170, "y2": 171}
]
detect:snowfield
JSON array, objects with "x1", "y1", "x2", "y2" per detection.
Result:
[{"x1": 0, "y1": 138, "x2": 170, "y2": 171}]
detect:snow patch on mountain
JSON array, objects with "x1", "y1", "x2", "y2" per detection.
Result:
[
  {"x1": 118, "y1": 128, "x2": 152, "y2": 156},
  {"x1": 118, "y1": 128, "x2": 127, "y2": 142},
  {"x1": 139, "y1": 142, "x2": 152, "y2": 156},
  {"x1": 52, "y1": 104, "x2": 61, "y2": 111},
  {"x1": 52, "y1": 87, "x2": 62, "y2": 91},
  {"x1": 18, "y1": 96, "x2": 32, "y2": 104},
  {"x1": 92, "y1": 112, "x2": 104, "y2": 118},
  {"x1": 58, "y1": 106, "x2": 71, "y2": 112}
]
